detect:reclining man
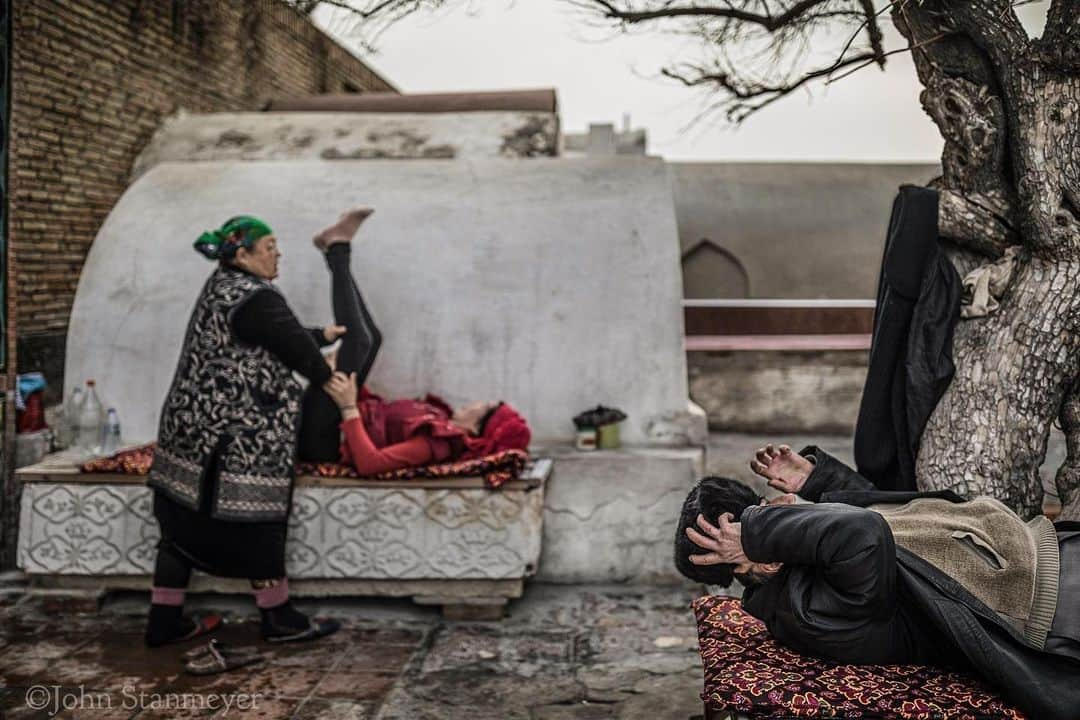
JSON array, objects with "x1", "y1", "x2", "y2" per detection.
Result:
[{"x1": 676, "y1": 444, "x2": 1080, "y2": 720}]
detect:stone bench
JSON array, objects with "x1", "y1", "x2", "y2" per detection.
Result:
[{"x1": 15, "y1": 451, "x2": 551, "y2": 619}]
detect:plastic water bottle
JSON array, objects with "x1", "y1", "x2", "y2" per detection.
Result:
[
  {"x1": 101, "y1": 408, "x2": 122, "y2": 456},
  {"x1": 58, "y1": 385, "x2": 83, "y2": 449},
  {"x1": 76, "y1": 380, "x2": 105, "y2": 455}
]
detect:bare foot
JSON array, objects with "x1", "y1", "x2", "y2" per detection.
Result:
[
  {"x1": 313, "y1": 207, "x2": 374, "y2": 251},
  {"x1": 749, "y1": 444, "x2": 813, "y2": 494}
]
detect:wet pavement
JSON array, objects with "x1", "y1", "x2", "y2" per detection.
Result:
[
  {"x1": 0, "y1": 583, "x2": 707, "y2": 720},
  {"x1": 4, "y1": 430, "x2": 1064, "y2": 719}
]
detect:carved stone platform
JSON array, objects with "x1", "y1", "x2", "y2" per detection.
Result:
[{"x1": 15, "y1": 454, "x2": 550, "y2": 618}]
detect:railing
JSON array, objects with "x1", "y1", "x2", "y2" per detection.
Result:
[{"x1": 683, "y1": 299, "x2": 875, "y2": 351}]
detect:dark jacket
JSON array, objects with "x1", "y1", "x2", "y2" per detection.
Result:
[
  {"x1": 854, "y1": 185, "x2": 962, "y2": 491},
  {"x1": 741, "y1": 447, "x2": 1080, "y2": 720}
]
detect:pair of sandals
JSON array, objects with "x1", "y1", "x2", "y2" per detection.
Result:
[
  {"x1": 180, "y1": 618, "x2": 341, "y2": 676},
  {"x1": 265, "y1": 617, "x2": 342, "y2": 644},
  {"x1": 183, "y1": 639, "x2": 264, "y2": 676}
]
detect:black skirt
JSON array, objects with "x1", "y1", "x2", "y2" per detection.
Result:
[{"x1": 151, "y1": 463, "x2": 289, "y2": 580}]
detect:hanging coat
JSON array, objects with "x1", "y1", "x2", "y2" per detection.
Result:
[{"x1": 854, "y1": 185, "x2": 962, "y2": 491}]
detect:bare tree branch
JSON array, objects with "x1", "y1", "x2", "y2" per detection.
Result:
[
  {"x1": 1038, "y1": 0, "x2": 1080, "y2": 70},
  {"x1": 827, "y1": 29, "x2": 950, "y2": 84},
  {"x1": 938, "y1": 0, "x2": 1028, "y2": 71},
  {"x1": 938, "y1": 188, "x2": 1017, "y2": 256},
  {"x1": 580, "y1": 0, "x2": 846, "y2": 31},
  {"x1": 1045, "y1": 0, "x2": 1080, "y2": 40},
  {"x1": 291, "y1": 0, "x2": 404, "y2": 19},
  {"x1": 662, "y1": 50, "x2": 877, "y2": 122},
  {"x1": 305, "y1": 0, "x2": 900, "y2": 123},
  {"x1": 291, "y1": 0, "x2": 322, "y2": 13},
  {"x1": 857, "y1": 0, "x2": 886, "y2": 67}
]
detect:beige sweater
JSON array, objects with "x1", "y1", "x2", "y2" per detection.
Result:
[{"x1": 869, "y1": 497, "x2": 1060, "y2": 649}]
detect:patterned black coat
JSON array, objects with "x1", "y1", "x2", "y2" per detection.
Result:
[{"x1": 149, "y1": 266, "x2": 303, "y2": 521}]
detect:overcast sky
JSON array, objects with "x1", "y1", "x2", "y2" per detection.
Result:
[{"x1": 314, "y1": 2, "x2": 1049, "y2": 163}]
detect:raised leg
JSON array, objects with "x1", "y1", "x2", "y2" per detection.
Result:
[
  {"x1": 325, "y1": 243, "x2": 382, "y2": 380},
  {"x1": 298, "y1": 231, "x2": 383, "y2": 463}
]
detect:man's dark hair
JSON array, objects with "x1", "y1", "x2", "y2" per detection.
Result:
[{"x1": 674, "y1": 476, "x2": 763, "y2": 587}]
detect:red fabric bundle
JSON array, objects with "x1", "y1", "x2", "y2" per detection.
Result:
[
  {"x1": 299, "y1": 448, "x2": 528, "y2": 489},
  {"x1": 81, "y1": 442, "x2": 527, "y2": 489},
  {"x1": 16, "y1": 392, "x2": 46, "y2": 433}
]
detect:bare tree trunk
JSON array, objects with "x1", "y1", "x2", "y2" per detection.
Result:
[
  {"x1": 917, "y1": 258, "x2": 1080, "y2": 517},
  {"x1": 895, "y1": 0, "x2": 1080, "y2": 519},
  {"x1": 1055, "y1": 379, "x2": 1080, "y2": 519}
]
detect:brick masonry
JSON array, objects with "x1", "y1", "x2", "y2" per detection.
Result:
[{"x1": 9, "y1": 0, "x2": 394, "y2": 399}]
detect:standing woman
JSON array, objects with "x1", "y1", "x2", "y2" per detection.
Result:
[{"x1": 145, "y1": 215, "x2": 343, "y2": 646}]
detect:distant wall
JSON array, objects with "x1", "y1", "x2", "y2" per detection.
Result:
[
  {"x1": 671, "y1": 163, "x2": 939, "y2": 299},
  {"x1": 10, "y1": 0, "x2": 393, "y2": 395},
  {"x1": 689, "y1": 350, "x2": 868, "y2": 434}
]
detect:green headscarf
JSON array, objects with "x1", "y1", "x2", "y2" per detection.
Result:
[{"x1": 194, "y1": 215, "x2": 274, "y2": 261}]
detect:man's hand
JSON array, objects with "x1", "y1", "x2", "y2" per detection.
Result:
[
  {"x1": 323, "y1": 325, "x2": 347, "y2": 343},
  {"x1": 686, "y1": 513, "x2": 749, "y2": 566},
  {"x1": 750, "y1": 444, "x2": 813, "y2": 494}
]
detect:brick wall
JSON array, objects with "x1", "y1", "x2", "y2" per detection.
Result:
[{"x1": 9, "y1": 0, "x2": 394, "y2": 396}]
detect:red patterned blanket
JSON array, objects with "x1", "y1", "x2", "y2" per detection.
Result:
[
  {"x1": 82, "y1": 443, "x2": 527, "y2": 489},
  {"x1": 693, "y1": 595, "x2": 1024, "y2": 719}
]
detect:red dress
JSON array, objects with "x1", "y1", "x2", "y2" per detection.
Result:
[
  {"x1": 339, "y1": 388, "x2": 532, "y2": 475},
  {"x1": 338, "y1": 388, "x2": 464, "y2": 475}
]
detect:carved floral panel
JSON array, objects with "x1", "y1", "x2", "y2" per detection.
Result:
[{"x1": 18, "y1": 483, "x2": 543, "y2": 580}]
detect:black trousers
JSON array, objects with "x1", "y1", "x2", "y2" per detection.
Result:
[{"x1": 298, "y1": 243, "x2": 382, "y2": 462}]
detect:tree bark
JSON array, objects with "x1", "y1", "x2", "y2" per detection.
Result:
[
  {"x1": 1054, "y1": 378, "x2": 1080, "y2": 519},
  {"x1": 895, "y1": 0, "x2": 1080, "y2": 519},
  {"x1": 917, "y1": 257, "x2": 1080, "y2": 517}
]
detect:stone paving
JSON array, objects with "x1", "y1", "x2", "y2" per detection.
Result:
[
  {"x1": 0, "y1": 583, "x2": 708, "y2": 720},
  {"x1": 1, "y1": 431, "x2": 1067, "y2": 720}
]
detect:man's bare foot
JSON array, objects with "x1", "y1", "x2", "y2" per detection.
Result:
[
  {"x1": 750, "y1": 444, "x2": 813, "y2": 494},
  {"x1": 313, "y1": 207, "x2": 374, "y2": 251}
]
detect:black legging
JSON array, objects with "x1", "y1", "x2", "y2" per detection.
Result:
[{"x1": 297, "y1": 244, "x2": 382, "y2": 462}]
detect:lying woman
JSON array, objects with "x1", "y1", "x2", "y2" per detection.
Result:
[{"x1": 297, "y1": 209, "x2": 531, "y2": 474}]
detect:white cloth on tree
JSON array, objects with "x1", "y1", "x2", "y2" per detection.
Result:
[{"x1": 960, "y1": 246, "x2": 1021, "y2": 319}]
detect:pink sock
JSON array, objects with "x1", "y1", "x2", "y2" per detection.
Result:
[
  {"x1": 253, "y1": 578, "x2": 290, "y2": 609},
  {"x1": 151, "y1": 586, "x2": 185, "y2": 606}
]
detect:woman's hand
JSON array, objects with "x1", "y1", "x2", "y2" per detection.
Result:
[
  {"x1": 750, "y1": 444, "x2": 813, "y2": 494},
  {"x1": 686, "y1": 513, "x2": 749, "y2": 566},
  {"x1": 323, "y1": 371, "x2": 358, "y2": 411},
  {"x1": 323, "y1": 325, "x2": 347, "y2": 343}
]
